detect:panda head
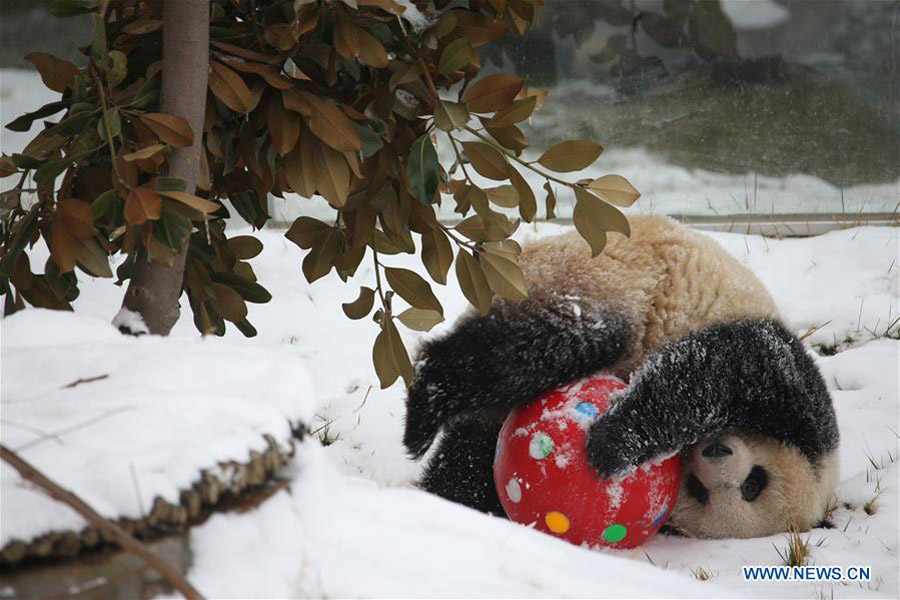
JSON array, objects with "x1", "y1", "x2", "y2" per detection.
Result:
[{"x1": 669, "y1": 431, "x2": 839, "y2": 538}]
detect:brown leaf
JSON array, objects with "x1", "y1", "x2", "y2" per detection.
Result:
[
  {"x1": 122, "y1": 19, "x2": 162, "y2": 34},
  {"x1": 209, "y1": 61, "x2": 253, "y2": 113},
  {"x1": 434, "y1": 100, "x2": 469, "y2": 132},
  {"x1": 301, "y1": 92, "x2": 362, "y2": 152},
  {"x1": 573, "y1": 188, "x2": 627, "y2": 257},
  {"x1": 219, "y1": 57, "x2": 294, "y2": 89},
  {"x1": 486, "y1": 124, "x2": 528, "y2": 152},
  {"x1": 282, "y1": 88, "x2": 313, "y2": 116},
  {"x1": 479, "y1": 251, "x2": 528, "y2": 301},
  {"x1": 211, "y1": 283, "x2": 248, "y2": 322},
  {"x1": 315, "y1": 144, "x2": 351, "y2": 207},
  {"x1": 455, "y1": 250, "x2": 493, "y2": 315},
  {"x1": 25, "y1": 52, "x2": 78, "y2": 93},
  {"x1": 384, "y1": 267, "x2": 443, "y2": 315},
  {"x1": 157, "y1": 190, "x2": 220, "y2": 214},
  {"x1": 227, "y1": 235, "x2": 263, "y2": 259},
  {"x1": 210, "y1": 41, "x2": 281, "y2": 64},
  {"x1": 123, "y1": 143, "x2": 167, "y2": 161},
  {"x1": 140, "y1": 113, "x2": 194, "y2": 147},
  {"x1": 124, "y1": 187, "x2": 162, "y2": 225},
  {"x1": 342, "y1": 286, "x2": 376, "y2": 320},
  {"x1": 483, "y1": 95, "x2": 536, "y2": 128},
  {"x1": 267, "y1": 93, "x2": 300, "y2": 154},
  {"x1": 543, "y1": 181, "x2": 556, "y2": 219},
  {"x1": 397, "y1": 308, "x2": 443, "y2": 332},
  {"x1": 284, "y1": 127, "x2": 318, "y2": 197},
  {"x1": 57, "y1": 198, "x2": 96, "y2": 238},
  {"x1": 452, "y1": 10, "x2": 508, "y2": 46},
  {"x1": 461, "y1": 141, "x2": 508, "y2": 180},
  {"x1": 384, "y1": 318, "x2": 413, "y2": 386},
  {"x1": 74, "y1": 237, "x2": 113, "y2": 278},
  {"x1": 536, "y1": 140, "x2": 604, "y2": 173},
  {"x1": 50, "y1": 221, "x2": 77, "y2": 273},
  {"x1": 285, "y1": 216, "x2": 331, "y2": 249},
  {"x1": 302, "y1": 228, "x2": 342, "y2": 283},
  {"x1": 357, "y1": 29, "x2": 389, "y2": 68},
  {"x1": 461, "y1": 73, "x2": 524, "y2": 113},
  {"x1": 359, "y1": 0, "x2": 406, "y2": 14},
  {"x1": 507, "y1": 165, "x2": 536, "y2": 222},
  {"x1": 484, "y1": 184, "x2": 518, "y2": 208},
  {"x1": 421, "y1": 228, "x2": 453, "y2": 284},
  {"x1": 587, "y1": 174, "x2": 641, "y2": 207},
  {"x1": 373, "y1": 327, "x2": 399, "y2": 389},
  {"x1": 334, "y1": 16, "x2": 361, "y2": 59}
]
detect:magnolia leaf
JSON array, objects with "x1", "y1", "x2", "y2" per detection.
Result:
[
  {"x1": 157, "y1": 190, "x2": 220, "y2": 213},
  {"x1": 485, "y1": 184, "x2": 518, "y2": 208},
  {"x1": 384, "y1": 318, "x2": 413, "y2": 386},
  {"x1": 438, "y1": 38, "x2": 475, "y2": 75},
  {"x1": 57, "y1": 198, "x2": 95, "y2": 238},
  {"x1": 483, "y1": 95, "x2": 536, "y2": 128},
  {"x1": 5, "y1": 100, "x2": 68, "y2": 132},
  {"x1": 124, "y1": 187, "x2": 161, "y2": 225},
  {"x1": 373, "y1": 327, "x2": 400, "y2": 389},
  {"x1": 434, "y1": 100, "x2": 469, "y2": 132},
  {"x1": 384, "y1": 267, "x2": 443, "y2": 314},
  {"x1": 452, "y1": 10, "x2": 507, "y2": 46},
  {"x1": 342, "y1": 286, "x2": 376, "y2": 320},
  {"x1": 461, "y1": 73, "x2": 523, "y2": 113},
  {"x1": 359, "y1": 0, "x2": 406, "y2": 14},
  {"x1": 486, "y1": 124, "x2": 528, "y2": 153},
  {"x1": 140, "y1": 113, "x2": 194, "y2": 147},
  {"x1": 479, "y1": 251, "x2": 527, "y2": 301},
  {"x1": 357, "y1": 29, "x2": 389, "y2": 68},
  {"x1": 302, "y1": 228, "x2": 342, "y2": 283},
  {"x1": 267, "y1": 93, "x2": 300, "y2": 154},
  {"x1": 122, "y1": 19, "x2": 162, "y2": 34},
  {"x1": 74, "y1": 237, "x2": 113, "y2": 278},
  {"x1": 574, "y1": 187, "x2": 630, "y2": 237},
  {"x1": 397, "y1": 307, "x2": 443, "y2": 332},
  {"x1": 227, "y1": 235, "x2": 264, "y2": 259},
  {"x1": 536, "y1": 140, "x2": 604, "y2": 173},
  {"x1": 303, "y1": 92, "x2": 362, "y2": 152},
  {"x1": 587, "y1": 174, "x2": 641, "y2": 207},
  {"x1": 123, "y1": 143, "x2": 167, "y2": 161},
  {"x1": 211, "y1": 282, "x2": 248, "y2": 322},
  {"x1": 209, "y1": 61, "x2": 253, "y2": 113},
  {"x1": 334, "y1": 16, "x2": 361, "y2": 59},
  {"x1": 25, "y1": 52, "x2": 79, "y2": 93},
  {"x1": 315, "y1": 144, "x2": 351, "y2": 207},
  {"x1": 285, "y1": 216, "x2": 331, "y2": 249},
  {"x1": 544, "y1": 182, "x2": 557, "y2": 219},
  {"x1": 210, "y1": 272, "x2": 272, "y2": 303},
  {"x1": 421, "y1": 228, "x2": 453, "y2": 285},
  {"x1": 406, "y1": 134, "x2": 440, "y2": 205},
  {"x1": 50, "y1": 221, "x2": 77, "y2": 273},
  {"x1": 455, "y1": 250, "x2": 493, "y2": 315},
  {"x1": 461, "y1": 141, "x2": 508, "y2": 180},
  {"x1": 507, "y1": 165, "x2": 536, "y2": 222}
]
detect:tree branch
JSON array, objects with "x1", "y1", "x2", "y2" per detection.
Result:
[{"x1": 0, "y1": 444, "x2": 205, "y2": 600}]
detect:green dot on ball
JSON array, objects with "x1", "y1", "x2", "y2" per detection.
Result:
[{"x1": 602, "y1": 523, "x2": 628, "y2": 543}]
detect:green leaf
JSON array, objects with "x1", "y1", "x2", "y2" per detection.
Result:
[
  {"x1": 5, "y1": 101, "x2": 68, "y2": 132},
  {"x1": 397, "y1": 308, "x2": 444, "y2": 332},
  {"x1": 438, "y1": 38, "x2": 476, "y2": 75},
  {"x1": 49, "y1": 0, "x2": 98, "y2": 17},
  {"x1": 353, "y1": 121, "x2": 383, "y2": 158},
  {"x1": 343, "y1": 286, "x2": 376, "y2": 320},
  {"x1": 406, "y1": 134, "x2": 440, "y2": 205},
  {"x1": 455, "y1": 250, "x2": 493, "y2": 315},
  {"x1": 479, "y1": 251, "x2": 527, "y2": 301},
  {"x1": 384, "y1": 267, "x2": 443, "y2": 314}
]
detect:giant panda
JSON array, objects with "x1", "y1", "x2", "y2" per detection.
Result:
[{"x1": 403, "y1": 215, "x2": 839, "y2": 539}]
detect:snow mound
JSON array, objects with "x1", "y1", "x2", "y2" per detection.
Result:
[
  {"x1": 189, "y1": 440, "x2": 725, "y2": 598},
  {"x1": 0, "y1": 309, "x2": 316, "y2": 547}
]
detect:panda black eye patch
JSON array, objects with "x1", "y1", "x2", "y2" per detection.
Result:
[
  {"x1": 741, "y1": 465, "x2": 769, "y2": 502},
  {"x1": 686, "y1": 473, "x2": 709, "y2": 505}
]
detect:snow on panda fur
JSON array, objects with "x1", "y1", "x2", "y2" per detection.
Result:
[{"x1": 403, "y1": 215, "x2": 839, "y2": 539}]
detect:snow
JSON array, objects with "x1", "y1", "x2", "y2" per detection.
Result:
[
  {"x1": 721, "y1": 0, "x2": 790, "y2": 30},
  {"x1": 0, "y1": 310, "x2": 315, "y2": 546}
]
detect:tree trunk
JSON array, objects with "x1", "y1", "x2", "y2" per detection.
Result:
[{"x1": 118, "y1": 0, "x2": 209, "y2": 335}]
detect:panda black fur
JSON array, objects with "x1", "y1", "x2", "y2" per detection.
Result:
[{"x1": 404, "y1": 215, "x2": 839, "y2": 539}]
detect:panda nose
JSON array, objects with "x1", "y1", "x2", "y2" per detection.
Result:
[{"x1": 701, "y1": 441, "x2": 733, "y2": 458}]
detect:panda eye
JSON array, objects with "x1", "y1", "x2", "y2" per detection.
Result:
[
  {"x1": 741, "y1": 465, "x2": 768, "y2": 502},
  {"x1": 686, "y1": 473, "x2": 709, "y2": 505}
]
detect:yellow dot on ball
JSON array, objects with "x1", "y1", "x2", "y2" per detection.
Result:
[{"x1": 545, "y1": 511, "x2": 570, "y2": 534}]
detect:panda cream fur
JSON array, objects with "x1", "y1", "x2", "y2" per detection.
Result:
[{"x1": 403, "y1": 215, "x2": 839, "y2": 539}]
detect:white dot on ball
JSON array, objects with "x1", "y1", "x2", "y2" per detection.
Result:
[{"x1": 506, "y1": 478, "x2": 523, "y2": 503}]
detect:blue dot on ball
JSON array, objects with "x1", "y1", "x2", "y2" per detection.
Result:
[{"x1": 574, "y1": 402, "x2": 599, "y2": 421}]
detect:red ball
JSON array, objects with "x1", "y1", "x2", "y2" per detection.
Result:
[{"x1": 493, "y1": 374, "x2": 681, "y2": 549}]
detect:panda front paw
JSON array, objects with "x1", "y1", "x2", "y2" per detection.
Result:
[
  {"x1": 403, "y1": 374, "x2": 448, "y2": 459},
  {"x1": 585, "y1": 415, "x2": 640, "y2": 479}
]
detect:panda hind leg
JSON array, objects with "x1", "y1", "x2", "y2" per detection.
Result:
[{"x1": 418, "y1": 414, "x2": 506, "y2": 517}]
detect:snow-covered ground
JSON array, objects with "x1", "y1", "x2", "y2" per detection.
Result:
[{"x1": 1, "y1": 219, "x2": 896, "y2": 598}]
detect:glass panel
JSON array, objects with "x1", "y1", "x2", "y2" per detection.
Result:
[{"x1": 492, "y1": 0, "x2": 899, "y2": 222}]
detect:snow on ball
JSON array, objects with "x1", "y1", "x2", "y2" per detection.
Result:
[{"x1": 493, "y1": 374, "x2": 681, "y2": 549}]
